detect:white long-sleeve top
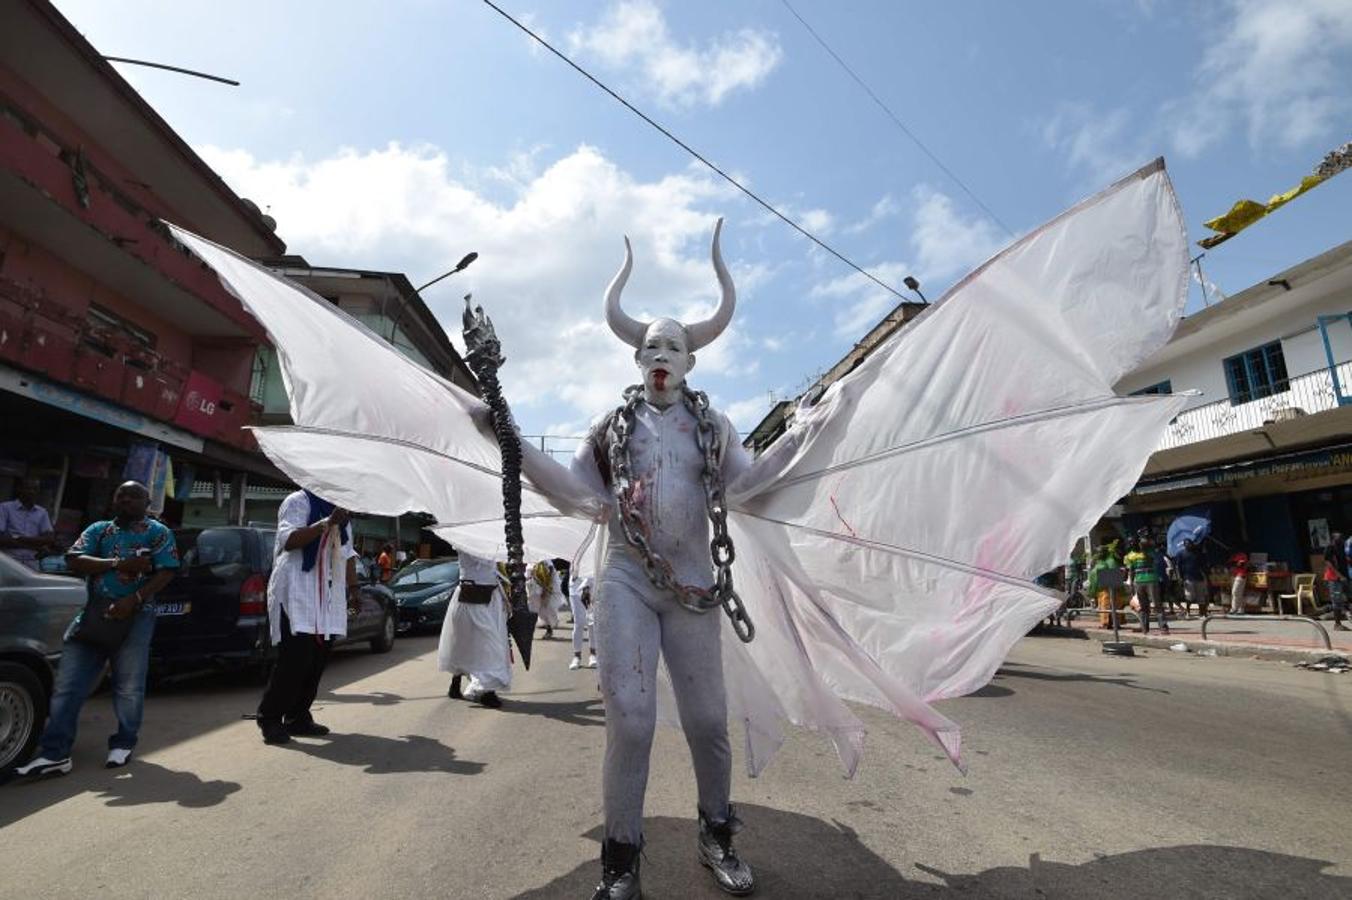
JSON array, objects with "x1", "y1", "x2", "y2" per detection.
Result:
[{"x1": 268, "y1": 491, "x2": 357, "y2": 642}]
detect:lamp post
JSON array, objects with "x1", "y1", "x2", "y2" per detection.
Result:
[
  {"x1": 416, "y1": 252, "x2": 479, "y2": 294},
  {"x1": 903, "y1": 275, "x2": 927, "y2": 305}
]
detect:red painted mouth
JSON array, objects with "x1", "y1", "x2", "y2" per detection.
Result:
[{"x1": 652, "y1": 369, "x2": 669, "y2": 390}]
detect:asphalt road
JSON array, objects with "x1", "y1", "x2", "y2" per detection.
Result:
[{"x1": 3, "y1": 629, "x2": 1350, "y2": 899}]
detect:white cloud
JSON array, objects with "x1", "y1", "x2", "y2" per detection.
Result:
[
  {"x1": 1168, "y1": 0, "x2": 1352, "y2": 157},
  {"x1": 810, "y1": 262, "x2": 910, "y2": 337},
  {"x1": 567, "y1": 1, "x2": 782, "y2": 108},
  {"x1": 1040, "y1": 103, "x2": 1149, "y2": 189},
  {"x1": 844, "y1": 194, "x2": 900, "y2": 235},
  {"x1": 724, "y1": 395, "x2": 776, "y2": 432},
  {"x1": 909, "y1": 185, "x2": 1007, "y2": 284},
  {"x1": 199, "y1": 141, "x2": 754, "y2": 429}
]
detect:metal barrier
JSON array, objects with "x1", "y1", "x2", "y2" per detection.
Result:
[{"x1": 1200, "y1": 614, "x2": 1333, "y2": 651}]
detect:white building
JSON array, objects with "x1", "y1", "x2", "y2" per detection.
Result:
[{"x1": 1114, "y1": 238, "x2": 1352, "y2": 573}]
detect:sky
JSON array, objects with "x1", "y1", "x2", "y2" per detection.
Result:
[{"x1": 54, "y1": 0, "x2": 1352, "y2": 440}]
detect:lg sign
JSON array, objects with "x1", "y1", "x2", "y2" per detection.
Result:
[
  {"x1": 174, "y1": 371, "x2": 224, "y2": 434},
  {"x1": 184, "y1": 390, "x2": 216, "y2": 416}
]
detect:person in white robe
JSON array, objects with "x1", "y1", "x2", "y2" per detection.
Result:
[{"x1": 437, "y1": 550, "x2": 511, "y2": 709}]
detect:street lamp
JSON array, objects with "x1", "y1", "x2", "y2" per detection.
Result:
[
  {"x1": 416, "y1": 252, "x2": 479, "y2": 294},
  {"x1": 903, "y1": 275, "x2": 927, "y2": 305}
]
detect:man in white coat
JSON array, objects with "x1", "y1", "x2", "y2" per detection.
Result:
[{"x1": 437, "y1": 550, "x2": 512, "y2": 709}]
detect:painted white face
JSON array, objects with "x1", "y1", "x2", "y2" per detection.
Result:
[{"x1": 635, "y1": 318, "x2": 694, "y2": 395}]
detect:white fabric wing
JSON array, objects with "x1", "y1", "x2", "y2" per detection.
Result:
[
  {"x1": 164, "y1": 225, "x2": 604, "y2": 564},
  {"x1": 722, "y1": 160, "x2": 1189, "y2": 772}
]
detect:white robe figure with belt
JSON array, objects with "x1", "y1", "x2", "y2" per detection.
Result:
[
  {"x1": 166, "y1": 160, "x2": 1191, "y2": 900},
  {"x1": 437, "y1": 550, "x2": 511, "y2": 708},
  {"x1": 526, "y1": 558, "x2": 566, "y2": 638}
]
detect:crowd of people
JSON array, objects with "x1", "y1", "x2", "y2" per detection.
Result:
[{"x1": 1076, "y1": 528, "x2": 1352, "y2": 634}]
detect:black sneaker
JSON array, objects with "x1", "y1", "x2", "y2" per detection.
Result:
[
  {"x1": 13, "y1": 755, "x2": 72, "y2": 780},
  {"x1": 285, "y1": 719, "x2": 330, "y2": 737},
  {"x1": 448, "y1": 674, "x2": 463, "y2": 699},
  {"x1": 259, "y1": 720, "x2": 291, "y2": 745},
  {"x1": 478, "y1": 691, "x2": 503, "y2": 709}
]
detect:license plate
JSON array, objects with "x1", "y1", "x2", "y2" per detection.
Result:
[{"x1": 156, "y1": 602, "x2": 191, "y2": 616}]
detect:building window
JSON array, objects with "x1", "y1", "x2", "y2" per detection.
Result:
[
  {"x1": 1223, "y1": 341, "x2": 1289, "y2": 405},
  {"x1": 1131, "y1": 380, "x2": 1172, "y2": 396}
]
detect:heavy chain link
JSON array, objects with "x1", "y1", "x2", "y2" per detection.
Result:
[{"x1": 606, "y1": 385, "x2": 755, "y2": 643}]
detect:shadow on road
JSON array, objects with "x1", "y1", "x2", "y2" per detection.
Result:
[
  {"x1": 498, "y1": 696, "x2": 605, "y2": 728},
  {"x1": 316, "y1": 690, "x2": 406, "y2": 706},
  {"x1": 512, "y1": 805, "x2": 1350, "y2": 899},
  {"x1": 1, "y1": 761, "x2": 240, "y2": 829},
  {"x1": 997, "y1": 662, "x2": 1169, "y2": 694},
  {"x1": 277, "y1": 732, "x2": 486, "y2": 776}
]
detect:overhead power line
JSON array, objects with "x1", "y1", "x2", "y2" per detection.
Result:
[
  {"x1": 778, "y1": 0, "x2": 1014, "y2": 238},
  {"x1": 103, "y1": 56, "x2": 240, "y2": 86},
  {"x1": 481, "y1": 0, "x2": 916, "y2": 305}
]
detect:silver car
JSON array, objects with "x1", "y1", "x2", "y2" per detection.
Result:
[{"x1": 0, "y1": 551, "x2": 84, "y2": 772}]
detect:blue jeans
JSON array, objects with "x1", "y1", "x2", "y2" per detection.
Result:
[{"x1": 39, "y1": 607, "x2": 157, "y2": 759}]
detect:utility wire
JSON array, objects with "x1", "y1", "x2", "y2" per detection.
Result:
[
  {"x1": 103, "y1": 56, "x2": 239, "y2": 86},
  {"x1": 778, "y1": 0, "x2": 1014, "y2": 238},
  {"x1": 481, "y1": 0, "x2": 914, "y2": 304}
]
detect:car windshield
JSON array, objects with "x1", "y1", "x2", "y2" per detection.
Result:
[
  {"x1": 177, "y1": 529, "x2": 246, "y2": 567},
  {"x1": 392, "y1": 559, "x2": 459, "y2": 586}
]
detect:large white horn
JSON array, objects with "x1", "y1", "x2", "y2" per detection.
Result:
[
  {"x1": 604, "y1": 235, "x2": 647, "y2": 349},
  {"x1": 685, "y1": 217, "x2": 735, "y2": 351}
]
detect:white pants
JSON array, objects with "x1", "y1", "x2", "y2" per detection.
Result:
[
  {"x1": 1230, "y1": 576, "x2": 1247, "y2": 613},
  {"x1": 571, "y1": 591, "x2": 593, "y2": 655},
  {"x1": 596, "y1": 576, "x2": 730, "y2": 844}
]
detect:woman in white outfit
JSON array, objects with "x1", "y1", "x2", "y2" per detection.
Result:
[
  {"x1": 569, "y1": 574, "x2": 597, "y2": 670},
  {"x1": 437, "y1": 550, "x2": 512, "y2": 709}
]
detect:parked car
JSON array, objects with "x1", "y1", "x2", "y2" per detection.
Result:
[
  {"x1": 391, "y1": 557, "x2": 460, "y2": 634},
  {"x1": 150, "y1": 526, "x2": 396, "y2": 676},
  {"x1": 0, "y1": 550, "x2": 84, "y2": 772}
]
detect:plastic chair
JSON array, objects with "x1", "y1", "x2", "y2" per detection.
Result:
[{"x1": 1278, "y1": 574, "x2": 1320, "y2": 617}]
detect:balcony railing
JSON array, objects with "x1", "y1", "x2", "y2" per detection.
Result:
[{"x1": 1157, "y1": 360, "x2": 1352, "y2": 451}]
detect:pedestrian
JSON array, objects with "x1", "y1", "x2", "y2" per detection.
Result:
[
  {"x1": 1174, "y1": 538, "x2": 1209, "y2": 618},
  {"x1": 1124, "y1": 538, "x2": 1169, "y2": 634},
  {"x1": 438, "y1": 550, "x2": 511, "y2": 708},
  {"x1": 1088, "y1": 542, "x2": 1123, "y2": 628},
  {"x1": 570, "y1": 574, "x2": 598, "y2": 670},
  {"x1": 528, "y1": 558, "x2": 564, "y2": 640},
  {"x1": 255, "y1": 490, "x2": 359, "y2": 745},
  {"x1": 1228, "y1": 550, "x2": 1250, "y2": 615},
  {"x1": 0, "y1": 478, "x2": 56, "y2": 570},
  {"x1": 12, "y1": 481, "x2": 179, "y2": 779},
  {"x1": 377, "y1": 542, "x2": 395, "y2": 583},
  {"x1": 1323, "y1": 531, "x2": 1349, "y2": 632}
]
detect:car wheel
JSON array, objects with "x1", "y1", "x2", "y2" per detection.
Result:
[
  {"x1": 370, "y1": 609, "x2": 396, "y2": 654},
  {"x1": 0, "y1": 661, "x2": 46, "y2": 773}
]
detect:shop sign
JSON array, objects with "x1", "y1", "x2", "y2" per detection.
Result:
[
  {"x1": 0, "y1": 361, "x2": 203, "y2": 452},
  {"x1": 174, "y1": 370, "x2": 223, "y2": 434},
  {"x1": 1206, "y1": 448, "x2": 1352, "y2": 485}
]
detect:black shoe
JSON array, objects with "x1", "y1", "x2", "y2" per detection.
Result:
[
  {"x1": 448, "y1": 675, "x2": 463, "y2": 699},
  {"x1": 478, "y1": 691, "x2": 503, "y2": 709},
  {"x1": 590, "y1": 838, "x2": 642, "y2": 900},
  {"x1": 259, "y1": 720, "x2": 291, "y2": 745},
  {"x1": 285, "y1": 719, "x2": 330, "y2": 737},
  {"x1": 698, "y1": 806, "x2": 755, "y2": 895}
]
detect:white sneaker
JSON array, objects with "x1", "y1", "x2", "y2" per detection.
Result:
[
  {"x1": 14, "y1": 755, "x2": 72, "y2": 779},
  {"x1": 105, "y1": 748, "x2": 133, "y2": 769},
  {"x1": 587, "y1": 654, "x2": 598, "y2": 669},
  {"x1": 569, "y1": 656, "x2": 582, "y2": 671}
]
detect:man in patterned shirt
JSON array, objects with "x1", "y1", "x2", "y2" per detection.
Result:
[{"x1": 13, "y1": 481, "x2": 178, "y2": 779}]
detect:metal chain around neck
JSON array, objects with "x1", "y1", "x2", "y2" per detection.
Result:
[{"x1": 605, "y1": 384, "x2": 754, "y2": 643}]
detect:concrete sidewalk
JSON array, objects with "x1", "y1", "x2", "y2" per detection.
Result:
[{"x1": 1057, "y1": 608, "x2": 1352, "y2": 663}]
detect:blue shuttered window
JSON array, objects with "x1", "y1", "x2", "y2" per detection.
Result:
[{"x1": 1222, "y1": 341, "x2": 1289, "y2": 405}]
